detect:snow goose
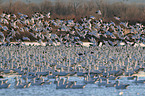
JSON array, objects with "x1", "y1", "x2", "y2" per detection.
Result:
[
  {"x1": 14, "y1": 78, "x2": 27, "y2": 89},
  {"x1": 22, "y1": 37, "x2": 30, "y2": 41},
  {"x1": 39, "y1": 77, "x2": 52, "y2": 85},
  {"x1": 15, "y1": 81, "x2": 26, "y2": 89},
  {"x1": 96, "y1": 10, "x2": 102, "y2": 15},
  {"x1": 23, "y1": 77, "x2": 31, "y2": 88},
  {"x1": 98, "y1": 78, "x2": 107, "y2": 87},
  {"x1": 64, "y1": 77, "x2": 75, "y2": 88},
  {"x1": 44, "y1": 79, "x2": 52, "y2": 85},
  {"x1": 105, "y1": 79, "x2": 116, "y2": 87},
  {"x1": 56, "y1": 80, "x2": 68, "y2": 89},
  {"x1": 0, "y1": 32, "x2": 5, "y2": 43},
  {"x1": 114, "y1": 16, "x2": 120, "y2": 21},
  {"x1": 46, "y1": 12, "x2": 50, "y2": 19},
  {"x1": 115, "y1": 81, "x2": 129, "y2": 89},
  {"x1": 31, "y1": 78, "x2": 45, "y2": 86},
  {"x1": 0, "y1": 80, "x2": 11, "y2": 89},
  {"x1": 127, "y1": 72, "x2": 136, "y2": 80},
  {"x1": 70, "y1": 81, "x2": 85, "y2": 89},
  {"x1": 3, "y1": 69, "x2": 13, "y2": 74},
  {"x1": 84, "y1": 75, "x2": 98, "y2": 84},
  {"x1": 133, "y1": 76, "x2": 145, "y2": 83}
]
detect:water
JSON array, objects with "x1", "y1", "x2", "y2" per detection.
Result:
[
  {"x1": 1, "y1": 75, "x2": 145, "y2": 96},
  {"x1": 0, "y1": 43, "x2": 144, "y2": 96}
]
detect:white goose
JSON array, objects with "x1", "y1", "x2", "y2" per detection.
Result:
[
  {"x1": 31, "y1": 78, "x2": 45, "y2": 86},
  {"x1": 84, "y1": 75, "x2": 98, "y2": 84},
  {"x1": 15, "y1": 82, "x2": 26, "y2": 89},
  {"x1": 56, "y1": 80, "x2": 68, "y2": 89},
  {"x1": 70, "y1": 81, "x2": 86, "y2": 89},
  {"x1": 0, "y1": 80, "x2": 11, "y2": 89},
  {"x1": 98, "y1": 78, "x2": 107, "y2": 87},
  {"x1": 96, "y1": 10, "x2": 102, "y2": 15},
  {"x1": 133, "y1": 76, "x2": 145, "y2": 83},
  {"x1": 15, "y1": 79, "x2": 27, "y2": 89},
  {"x1": 23, "y1": 77, "x2": 31, "y2": 88},
  {"x1": 115, "y1": 81, "x2": 129, "y2": 89},
  {"x1": 105, "y1": 79, "x2": 116, "y2": 87}
]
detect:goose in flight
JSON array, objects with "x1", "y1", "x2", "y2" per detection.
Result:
[
  {"x1": 114, "y1": 16, "x2": 120, "y2": 21},
  {"x1": 22, "y1": 37, "x2": 30, "y2": 41},
  {"x1": 96, "y1": 10, "x2": 102, "y2": 15}
]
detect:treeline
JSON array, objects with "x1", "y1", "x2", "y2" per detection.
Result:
[{"x1": 0, "y1": 0, "x2": 145, "y2": 25}]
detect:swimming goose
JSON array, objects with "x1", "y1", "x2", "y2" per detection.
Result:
[
  {"x1": 56, "y1": 80, "x2": 68, "y2": 89},
  {"x1": 44, "y1": 79, "x2": 52, "y2": 85},
  {"x1": 3, "y1": 69, "x2": 13, "y2": 74},
  {"x1": 84, "y1": 75, "x2": 98, "y2": 84},
  {"x1": 105, "y1": 79, "x2": 116, "y2": 87},
  {"x1": 0, "y1": 79, "x2": 9, "y2": 84},
  {"x1": 108, "y1": 75, "x2": 118, "y2": 80},
  {"x1": 133, "y1": 76, "x2": 145, "y2": 83},
  {"x1": 0, "y1": 80, "x2": 11, "y2": 89},
  {"x1": 31, "y1": 78, "x2": 45, "y2": 86},
  {"x1": 15, "y1": 80, "x2": 26, "y2": 89},
  {"x1": 127, "y1": 75, "x2": 136, "y2": 80},
  {"x1": 23, "y1": 77, "x2": 31, "y2": 88},
  {"x1": 115, "y1": 81, "x2": 129, "y2": 89},
  {"x1": 98, "y1": 78, "x2": 107, "y2": 87},
  {"x1": 71, "y1": 81, "x2": 86, "y2": 89},
  {"x1": 39, "y1": 77, "x2": 52, "y2": 85},
  {"x1": 64, "y1": 77, "x2": 74, "y2": 88}
]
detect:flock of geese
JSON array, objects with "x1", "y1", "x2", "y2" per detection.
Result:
[
  {"x1": 0, "y1": 44, "x2": 144, "y2": 90},
  {"x1": 0, "y1": 11, "x2": 144, "y2": 91},
  {"x1": 0, "y1": 11, "x2": 144, "y2": 47}
]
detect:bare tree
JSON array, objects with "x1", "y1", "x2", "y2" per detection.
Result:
[
  {"x1": 72, "y1": 0, "x2": 82, "y2": 16},
  {"x1": 40, "y1": 0, "x2": 52, "y2": 13}
]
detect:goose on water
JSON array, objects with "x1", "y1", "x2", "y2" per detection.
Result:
[
  {"x1": 133, "y1": 76, "x2": 145, "y2": 83},
  {"x1": 108, "y1": 75, "x2": 118, "y2": 80},
  {"x1": 0, "y1": 80, "x2": 11, "y2": 89},
  {"x1": 84, "y1": 75, "x2": 98, "y2": 84},
  {"x1": 15, "y1": 80, "x2": 27, "y2": 89},
  {"x1": 105, "y1": 79, "x2": 116, "y2": 87},
  {"x1": 70, "y1": 81, "x2": 86, "y2": 89},
  {"x1": 23, "y1": 77, "x2": 31, "y2": 88},
  {"x1": 56, "y1": 80, "x2": 68, "y2": 89},
  {"x1": 115, "y1": 81, "x2": 129, "y2": 89},
  {"x1": 31, "y1": 78, "x2": 45, "y2": 86},
  {"x1": 98, "y1": 78, "x2": 107, "y2": 87},
  {"x1": 127, "y1": 76, "x2": 136, "y2": 80}
]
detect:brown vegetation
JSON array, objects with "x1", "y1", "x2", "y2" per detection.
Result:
[{"x1": 0, "y1": 0, "x2": 145, "y2": 25}]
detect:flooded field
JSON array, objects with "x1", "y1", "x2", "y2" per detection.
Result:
[
  {"x1": 1, "y1": 75, "x2": 145, "y2": 96},
  {"x1": 0, "y1": 45, "x2": 144, "y2": 96}
]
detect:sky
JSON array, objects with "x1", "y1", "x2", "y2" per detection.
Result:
[{"x1": 2, "y1": 0, "x2": 145, "y2": 4}]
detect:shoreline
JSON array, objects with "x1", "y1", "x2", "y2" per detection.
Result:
[{"x1": 0, "y1": 42, "x2": 144, "y2": 47}]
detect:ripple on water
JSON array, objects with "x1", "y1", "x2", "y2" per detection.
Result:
[{"x1": 0, "y1": 78, "x2": 145, "y2": 96}]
